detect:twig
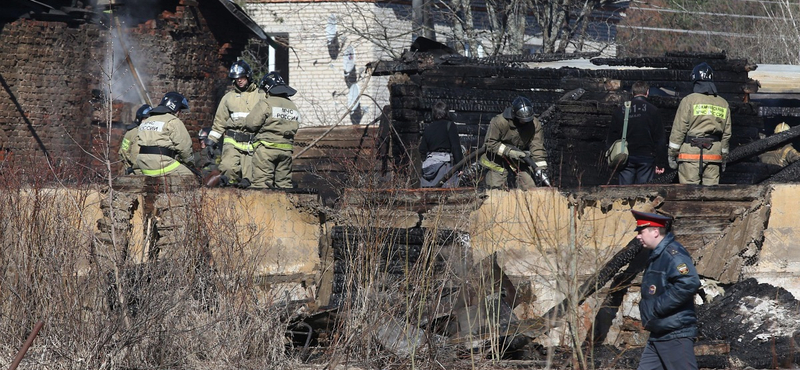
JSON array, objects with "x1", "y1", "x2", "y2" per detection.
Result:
[{"x1": 293, "y1": 70, "x2": 374, "y2": 160}]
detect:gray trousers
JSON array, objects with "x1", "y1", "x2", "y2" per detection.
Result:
[{"x1": 637, "y1": 338, "x2": 697, "y2": 370}]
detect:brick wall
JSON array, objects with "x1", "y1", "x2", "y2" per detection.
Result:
[
  {"x1": 246, "y1": 1, "x2": 403, "y2": 127},
  {"x1": 0, "y1": 1, "x2": 253, "y2": 181}
]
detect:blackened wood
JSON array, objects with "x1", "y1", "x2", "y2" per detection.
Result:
[
  {"x1": 764, "y1": 160, "x2": 800, "y2": 183},
  {"x1": 759, "y1": 106, "x2": 800, "y2": 117},
  {"x1": 660, "y1": 200, "x2": 752, "y2": 218},
  {"x1": 664, "y1": 51, "x2": 729, "y2": 59},
  {"x1": 727, "y1": 124, "x2": 800, "y2": 163},
  {"x1": 590, "y1": 57, "x2": 755, "y2": 72}
]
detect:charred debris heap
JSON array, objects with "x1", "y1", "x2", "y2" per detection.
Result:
[{"x1": 371, "y1": 48, "x2": 800, "y2": 187}]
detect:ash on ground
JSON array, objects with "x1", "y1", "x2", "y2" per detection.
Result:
[
  {"x1": 697, "y1": 278, "x2": 800, "y2": 369},
  {"x1": 589, "y1": 278, "x2": 799, "y2": 369}
]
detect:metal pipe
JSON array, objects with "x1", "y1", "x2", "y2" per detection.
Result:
[{"x1": 8, "y1": 320, "x2": 44, "y2": 370}]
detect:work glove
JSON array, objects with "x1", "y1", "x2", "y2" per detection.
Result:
[
  {"x1": 506, "y1": 149, "x2": 527, "y2": 160},
  {"x1": 668, "y1": 156, "x2": 678, "y2": 170},
  {"x1": 204, "y1": 139, "x2": 219, "y2": 159}
]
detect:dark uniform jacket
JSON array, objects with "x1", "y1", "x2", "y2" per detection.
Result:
[
  {"x1": 607, "y1": 96, "x2": 666, "y2": 166},
  {"x1": 419, "y1": 119, "x2": 463, "y2": 164},
  {"x1": 639, "y1": 232, "x2": 701, "y2": 342}
]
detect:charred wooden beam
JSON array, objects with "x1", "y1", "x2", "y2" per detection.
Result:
[
  {"x1": 664, "y1": 51, "x2": 729, "y2": 60},
  {"x1": 442, "y1": 51, "x2": 601, "y2": 65},
  {"x1": 728, "y1": 124, "x2": 800, "y2": 163},
  {"x1": 590, "y1": 57, "x2": 756, "y2": 72},
  {"x1": 764, "y1": 160, "x2": 800, "y2": 183}
]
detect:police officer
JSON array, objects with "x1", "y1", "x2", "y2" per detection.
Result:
[
  {"x1": 632, "y1": 210, "x2": 700, "y2": 370},
  {"x1": 668, "y1": 62, "x2": 732, "y2": 185},
  {"x1": 119, "y1": 104, "x2": 151, "y2": 175},
  {"x1": 206, "y1": 60, "x2": 264, "y2": 187},
  {"x1": 759, "y1": 122, "x2": 800, "y2": 167},
  {"x1": 479, "y1": 96, "x2": 549, "y2": 189},
  {"x1": 243, "y1": 71, "x2": 300, "y2": 189},
  {"x1": 136, "y1": 92, "x2": 194, "y2": 177}
]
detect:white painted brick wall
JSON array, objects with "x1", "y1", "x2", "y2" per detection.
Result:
[
  {"x1": 247, "y1": 2, "x2": 412, "y2": 127},
  {"x1": 245, "y1": 1, "x2": 616, "y2": 127}
]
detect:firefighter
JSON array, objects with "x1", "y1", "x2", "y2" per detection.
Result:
[
  {"x1": 243, "y1": 71, "x2": 299, "y2": 189},
  {"x1": 668, "y1": 62, "x2": 732, "y2": 185},
  {"x1": 206, "y1": 60, "x2": 264, "y2": 187},
  {"x1": 136, "y1": 92, "x2": 194, "y2": 177},
  {"x1": 119, "y1": 104, "x2": 151, "y2": 175},
  {"x1": 632, "y1": 210, "x2": 700, "y2": 370},
  {"x1": 759, "y1": 122, "x2": 800, "y2": 167},
  {"x1": 479, "y1": 96, "x2": 549, "y2": 190}
]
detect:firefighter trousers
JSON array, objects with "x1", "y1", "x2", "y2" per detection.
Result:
[{"x1": 252, "y1": 146, "x2": 293, "y2": 189}]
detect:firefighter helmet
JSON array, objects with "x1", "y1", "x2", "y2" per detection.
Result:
[
  {"x1": 134, "y1": 104, "x2": 152, "y2": 125},
  {"x1": 260, "y1": 71, "x2": 297, "y2": 96},
  {"x1": 511, "y1": 96, "x2": 535, "y2": 123},
  {"x1": 228, "y1": 60, "x2": 253, "y2": 81},
  {"x1": 691, "y1": 62, "x2": 714, "y2": 82},
  {"x1": 158, "y1": 92, "x2": 190, "y2": 114},
  {"x1": 775, "y1": 122, "x2": 790, "y2": 134}
]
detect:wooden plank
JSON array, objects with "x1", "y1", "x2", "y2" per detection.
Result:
[{"x1": 661, "y1": 185, "x2": 766, "y2": 201}]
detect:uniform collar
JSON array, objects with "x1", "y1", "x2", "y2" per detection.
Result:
[{"x1": 649, "y1": 232, "x2": 675, "y2": 260}]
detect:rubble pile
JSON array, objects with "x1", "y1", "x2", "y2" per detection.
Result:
[{"x1": 698, "y1": 278, "x2": 800, "y2": 369}]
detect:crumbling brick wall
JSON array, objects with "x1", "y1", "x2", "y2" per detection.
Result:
[{"x1": 0, "y1": 1, "x2": 252, "y2": 180}]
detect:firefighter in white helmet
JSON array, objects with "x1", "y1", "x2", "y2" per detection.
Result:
[{"x1": 759, "y1": 122, "x2": 800, "y2": 167}]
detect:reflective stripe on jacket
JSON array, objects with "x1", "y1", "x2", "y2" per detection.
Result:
[
  {"x1": 135, "y1": 112, "x2": 193, "y2": 175},
  {"x1": 668, "y1": 93, "x2": 732, "y2": 163},
  {"x1": 244, "y1": 95, "x2": 300, "y2": 152},
  {"x1": 482, "y1": 113, "x2": 547, "y2": 169},
  {"x1": 209, "y1": 82, "x2": 263, "y2": 142}
]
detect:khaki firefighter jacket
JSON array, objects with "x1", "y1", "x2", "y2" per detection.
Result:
[
  {"x1": 209, "y1": 82, "x2": 263, "y2": 150},
  {"x1": 480, "y1": 112, "x2": 547, "y2": 172},
  {"x1": 119, "y1": 126, "x2": 140, "y2": 173},
  {"x1": 759, "y1": 144, "x2": 800, "y2": 167},
  {"x1": 668, "y1": 93, "x2": 732, "y2": 163},
  {"x1": 244, "y1": 95, "x2": 300, "y2": 152},
  {"x1": 136, "y1": 111, "x2": 193, "y2": 176}
]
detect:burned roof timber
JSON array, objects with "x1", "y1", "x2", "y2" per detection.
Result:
[{"x1": 373, "y1": 50, "x2": 800, "y2": 187}]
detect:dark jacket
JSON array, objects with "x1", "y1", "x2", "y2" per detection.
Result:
[
  {"x1": 419, "y1": 119, "x2": 463, "y2": 164},
  {"x1": 607, "y1": 96, "x2": 666, "y2": 167},
  {"x1": 638, "y1": 232, "x2": 701, "y2": 342}
]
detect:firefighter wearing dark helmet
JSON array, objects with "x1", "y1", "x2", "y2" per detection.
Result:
[
  {"x1": 136, "y1": 92, "x2": 195, "y2": 177},
  {"x1": 668, "y1": 62, "x2": 732, "y2": 185},
  {"x1": 119, "y1": 103, "x2": 151, "y2": 175},
  {"x1": 243, "y1": 71, "x2": 299, "y2": 189},
  {"x1": 206, "y1": 60, "x2": 265, "y2": 187},
  {"x1": 479, "y1": 96, "x2": 549, "y2": 189}
]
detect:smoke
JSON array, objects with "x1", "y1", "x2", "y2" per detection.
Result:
[{"x1": 100, "y1": 2, "x2": 161, "y2": 107}]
